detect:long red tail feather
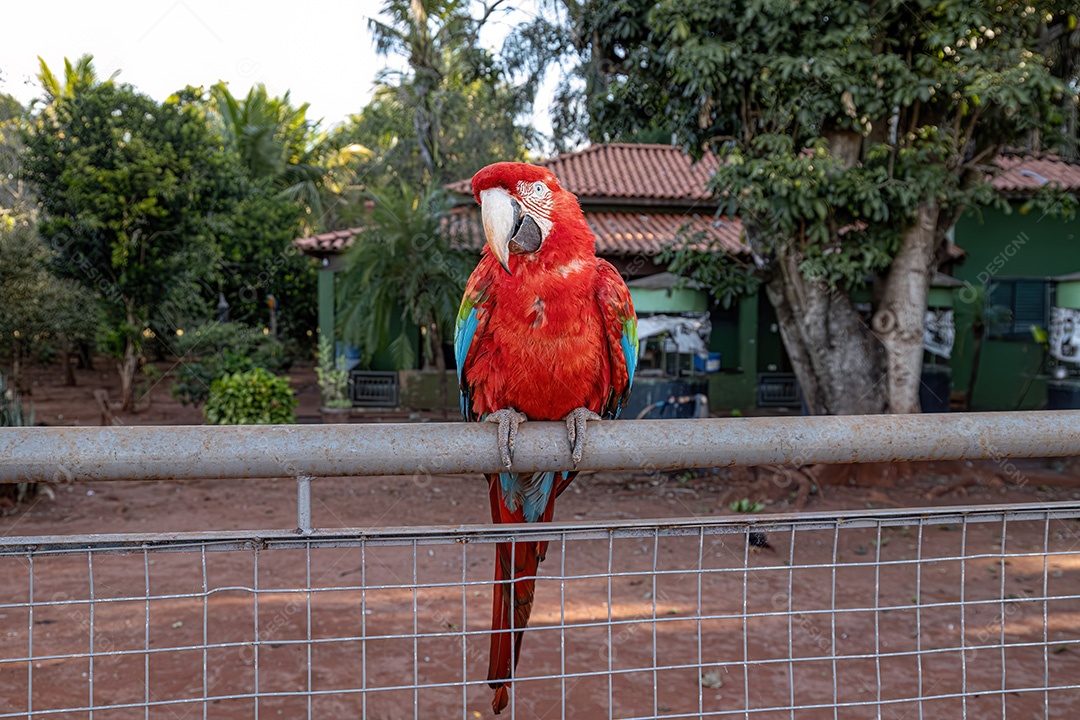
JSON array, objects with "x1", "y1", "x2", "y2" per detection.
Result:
[{"x1": 485, "y1": 472, "x2": 575, "y2": 714}]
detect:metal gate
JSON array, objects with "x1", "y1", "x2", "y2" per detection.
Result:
[{"x1": 1, "y1": 413, "x2": 1079, "y2": 718}]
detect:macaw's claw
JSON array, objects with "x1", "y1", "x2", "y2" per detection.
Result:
[
  {"x1": 564, "y1": 407, "x2": 602, "y2": 466},
  {"x1": 486, "y1": 408, "x2": 528, "y2": 469}
]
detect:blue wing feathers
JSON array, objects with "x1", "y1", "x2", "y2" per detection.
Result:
[
  {"x1": 455, "y1": 305, "x2": 480, "y2": 419},
  {"x1": 499, "y1": 471, "x2": 557, "y2": 523},
  {"x1": 455, "y1": 307, "x2": 479, "y2": 385},
  {"x1": 621, "y1": 323, "x2": 637, "y2": 389}
]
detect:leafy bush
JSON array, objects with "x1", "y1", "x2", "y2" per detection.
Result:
[
  {"x1": 316, "y1": 335, "x2": 351, "y2": 408},
  {"x1": 171, "y1": 322, "x2": 288, "y2": 406},
  {"x1": 0, "y1": 373, "x2": 38, "y2": 509},
  {"x1": 203, "y1": 368, "x2": 297, "y2": 425},
  {"x1": 729, "y1": 498, "x2": 764, "y2": 514},
  {"x1": 0, "y1": 373, "x2": 31, "y2": 427}
]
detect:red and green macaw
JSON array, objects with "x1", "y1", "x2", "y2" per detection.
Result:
[{"x1": 455, "y1": 162, "x2": 638, "y2": 713}]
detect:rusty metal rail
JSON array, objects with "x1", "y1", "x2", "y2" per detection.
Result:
[
  {"x1": 1, "y1": 411, "x2": 1078, "y2": 484},
  {"x1": 1, "y1": 413, "x2": 1079, "y2": 719}
]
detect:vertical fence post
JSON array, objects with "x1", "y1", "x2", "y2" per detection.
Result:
[{"x1": 296, "y1": 475, "x2": 314, "y2": 535}]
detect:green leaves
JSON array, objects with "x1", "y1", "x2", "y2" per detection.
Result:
[
  {"x1": 203, "y1": 367, "x2": 297, "y2": 425},
  {"x1": 350, "y1": 0, "x2": 533, "y2": 187},
  {"x1": 169, "y1": 322, "x2": 287, "y2": 407},
  {"x1": 575, "y1": 0, "x2": 1077, "y2": 300},
  {"x1": 337, "y1": 185, "x2": 473, "y2": 370},
  {"x1": 660, "y1": 230, "x2": 761, "y2": 311},
  {"x1": 23, "y1": 74, "x2": 228, "y2": 337}
]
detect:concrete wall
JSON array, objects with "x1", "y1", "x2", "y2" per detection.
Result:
[{"x1": 399, "y1": 370, "x2": 459, "y2": 412}]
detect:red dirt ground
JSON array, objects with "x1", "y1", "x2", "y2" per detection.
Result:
[{"x1": 1, "y1": 362, "x2": 1079, "y2": 718}]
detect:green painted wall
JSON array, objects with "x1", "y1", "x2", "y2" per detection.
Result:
[
  {"x1": 950, "y1": 206, "x2": 1080, "y2": 410},
  {"x1": 629, "y1": 287, "x2": 708, "y2": 313},
  {"x1": 927, "y1": 287, "x2": 953, "y2": 308},
  {"x1": 1058, "y1": 281, "x2": 1080, "y2": 309},
  {"x1": 707, "y1": 292, "x2": 758, "y2": 412}
]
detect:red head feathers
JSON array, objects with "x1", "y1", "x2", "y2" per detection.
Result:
[{"x1": 470, "y1": 162, "x2": 591, "y2": 273}]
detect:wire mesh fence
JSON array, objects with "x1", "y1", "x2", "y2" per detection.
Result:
[{"x1": 2, "y1": 502, "x2": 1079, "y2": 719}]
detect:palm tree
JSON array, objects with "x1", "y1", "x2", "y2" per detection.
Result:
[
  {"x1": 36, "y1": 54, "x2": 117, "y2": 103},
  {"x1": 336, "y1": 184, "x2": 473, "y2": 406},
  {"x1": 210, "y1": 83, "x2": 368, "y2": 230},
  {"x1": 369, "y1": 0, "x2": 510, "y2": 183}
]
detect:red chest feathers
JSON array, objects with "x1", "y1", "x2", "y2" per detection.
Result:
[{"x1": 470, "y1": 264, "x2": 612, "y2": 420}]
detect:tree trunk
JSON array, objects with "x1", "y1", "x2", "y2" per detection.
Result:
[
  {"x1": 118, "y1": 336, "x2": 138, "y2": 412},
  {"x1": 430, "y1": 320, "x2": 450, "y2": 416},
  {"x1": 874, "y1": 203, "x2": 938, "y2": 414},
  {"x1": 118, "y1": 305, "x2": 140, "y2": 411},
  {"x1": 61, "y1": 338, "x2": 76, "y2": 387},
  {"x1": 12, "y1": 338, "x2": 22, "y2": 391},
  {"x1": 77, "y1": 341, "x2": 94, "y2": 370},
  {"x1": 965, "y1": 319, "x2": 985, "y2": 411},
  {"x1": 411, "y1": 77, "x2": 438, "y2": 180},
  {"x1": 765, "y1": 256, "x2": 886, "y2": 415}
]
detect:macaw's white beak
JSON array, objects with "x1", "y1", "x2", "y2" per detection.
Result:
[{"x1": 479, "y1": 187, "x2": 543, "y2": 275}]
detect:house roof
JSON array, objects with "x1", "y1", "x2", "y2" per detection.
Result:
[
  {"x1": 447, "y1": 207, "x2": 744, "y2": 256},
  {"x1": 296, "y1": 144, "x2": 1071, "y2": 260},
  {"x1": 445, "y1": 143, "x2": 720, "y2": 204},
  {"x1": 992, "y1": 155, "x2": 1080, "y2": 194},
  {"x1": 293, "y1": 228, "x2": 359, "y2": 257},
  {"x1": 293, "y1": 208, "x2": 745, "y2": 259},
  {"x1": 447, "y1": 145, "x2": 1080, "y2": 201}
]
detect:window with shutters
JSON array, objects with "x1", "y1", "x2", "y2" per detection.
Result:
[{"x1": 985, "y1": 278, "x2": 1055, "y2": 341}]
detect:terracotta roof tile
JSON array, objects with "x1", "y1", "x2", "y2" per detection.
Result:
[
  {"x1": 298, "y1": 146, "x2": 1071, "y2": 258},
  {"x1": 292, "y1": 228, "x2": 361, "y2": 256},
  {"x1": 585, "y1": 211, "x2": 743, "y2": 255},
  {"x1": 446, "y1": 143, "x2": 719, "y2": 203},
  {"x1": 992, "y1": 155, "x2": 1080, "y2": 194},
  {"x1": 293, "y1": 208, "x2": 745, "y2": 259},
  {"x1": 468, "y1": 209, "x2": 739, "y2": 255}
]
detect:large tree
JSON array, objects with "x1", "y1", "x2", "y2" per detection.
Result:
[
  {"x1": 210, "y1": 82, "x2": 366, "y2": 229},
  {"x1": 1, "y1": 93, "x2": 95, "y2": 387},
  {"x1": 0, "y1": 216, "x2": 95, "y2": 387},
  {"x1": 206, "y1": 83, "x2": 372, "y2": 345},
  {"x1": 356, "y1": 0, "x2": 534, "y2": 189},
  {"x1": 22, "y1": 57, "x2": 237, "y2": 409},
  {"x1": 565, "y1": 0, "x2": 1078, "y2": 414}
]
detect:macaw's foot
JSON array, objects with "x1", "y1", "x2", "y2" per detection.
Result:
[
  {"x1": 563, "y1": 407, "x2": 602, "y2": 465},
  {"x1": 486, "y1": 408, "x2": 528, "y2": 469}
]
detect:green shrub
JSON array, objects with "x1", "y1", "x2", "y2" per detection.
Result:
[
  {"x1": 0, "y1": 373, "x2": 38, "y2": 509},
  {"x1": 203, "y1": 367, "x2": 297, "y2": 425}
]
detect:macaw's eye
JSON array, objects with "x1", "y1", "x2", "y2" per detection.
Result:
[{"x1": 533, "y1": 182, "x2": 546, "y2": 196}]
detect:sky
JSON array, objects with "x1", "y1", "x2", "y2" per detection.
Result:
[{"x1": 0, "y1": 0, "x2": 547, "y2": 133}]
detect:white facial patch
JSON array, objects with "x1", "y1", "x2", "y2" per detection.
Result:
[{"x1": 516, "y1": 180, "x2": 554, "y2": 239}]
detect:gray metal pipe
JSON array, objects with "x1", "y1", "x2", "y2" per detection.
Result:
[{"x1": 0, "y1": 412, "x2": 1077, "y2": 483}]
